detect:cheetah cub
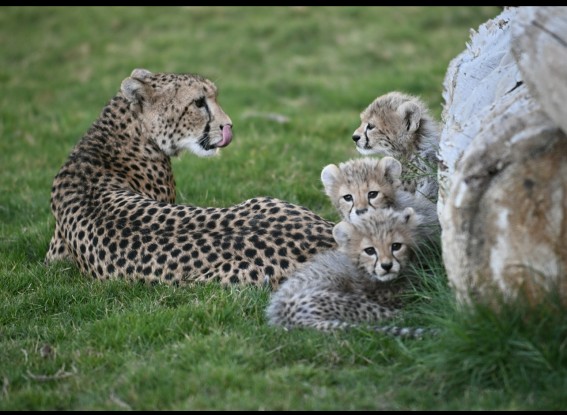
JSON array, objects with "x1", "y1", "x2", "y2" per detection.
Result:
[
  {"x1": 321, "y1": 156, "x2": 439, "y2": 241},
  {"x1": 266, "y1": 207, "x2": 436, "y2": 338},
  {"x1": 351, "y1": 91, "x2": 440, "y2": 202}
]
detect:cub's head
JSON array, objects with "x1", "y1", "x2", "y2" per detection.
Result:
[
  {"x1": 321, "y1": 156, "x2": 402, "y2": 224},
  {"x1": 120, "y1": 68, "x2": 233, "y2": 157},
  {"x1": 351, "y1": 91, "x2": 426, "y2": 157},
  {"x1": 333, "y1": 207, "x2": 418, "y2": 282}
]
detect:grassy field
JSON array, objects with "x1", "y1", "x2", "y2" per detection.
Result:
[{"x1": 2, "y1": 6, "x2": 566, "y2": 410}]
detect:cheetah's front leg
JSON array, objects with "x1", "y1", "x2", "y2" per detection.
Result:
[{"x1": 44, "y1": 224, "x2": 72, "y2": 264}]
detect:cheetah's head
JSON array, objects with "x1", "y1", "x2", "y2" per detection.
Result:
[
  {"x1": 121, "y1": 68, "x2": 233, "y2": 157},
  {"x1": 351, "y1": 91, "x2": 424, "y2": 158},
  {"x1": 333, "y1": 207, "x2": 418, "y2": 282},
  {"x1": 321, "y1": 156, "x2": 402, "y2": 224}
]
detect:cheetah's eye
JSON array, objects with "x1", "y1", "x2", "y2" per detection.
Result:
[
  {"x1": 342, "y1": 194, "x2": 353, "y2": 202},
  {"x1": 195, "y1": 97, "x2": 206, "y2": 108},
  {"x1": 368, "y1": 191, "x2": 379, "y2": 199},
  {"x1": 391, "y1": 243, "x2": 402, "y2": 252},
  {"x1": 364, "y1": 247, "x2": 376, "y2": 256},
  {"x1": 366, "y1": 123, "x2": 375, "y2": 132}
]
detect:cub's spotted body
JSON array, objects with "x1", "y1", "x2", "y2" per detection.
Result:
[
  {"x1": 45, "y1": 69, "x2": 335, "y2": 289},
  {"x1": 266, "y1": 207, "x2": 436, "y2": 337},
  {"x1": 352, "y1": 91, "x2": 440, "y2": 202}
]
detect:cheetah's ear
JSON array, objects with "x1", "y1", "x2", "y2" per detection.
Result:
[
  {"x1": 401, "y1": 207, "x2": 416, "y2": 225},
  {"x1": 131, "y1": 68, "x2": 153, "y2": 81},
  {"x1": 397, "y1": 100, "x2": 421, "y2": 133},
  {"x1": 120, "y1": 68, "x2": 154, "y2": 104},
  {"x1": 332, "y1": 221, "x2": 355, "y2": 248},
  {"x1": 379, "y1": 156, "x2": 402, "y2": 187},
  {"x1": 321, "y1": 164, "x2": 341, "y2": 196}
]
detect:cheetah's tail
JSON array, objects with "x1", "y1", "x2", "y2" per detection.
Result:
[
  {"x1": 369, "y1": 325, "x2": 440, "y2": 339},
  {"x1": 309, "y1": 320, "x2": 439, "y2": 339}
]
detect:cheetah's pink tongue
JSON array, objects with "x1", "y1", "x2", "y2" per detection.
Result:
[{"x1": 217, "y1": 124, "x2": 233, "y2": 148}]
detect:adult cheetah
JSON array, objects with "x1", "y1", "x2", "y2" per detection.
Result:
[{"x1": 45, "y1": 68, "x2": 336, "y2": 289}]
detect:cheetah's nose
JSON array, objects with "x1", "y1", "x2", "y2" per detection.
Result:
[
  {"x1": 352, "y1": 134, "x2": 361, "y2": 143},
  {"x1": 381, "y1": 262, "x2": 393, "y2": 271},
  {"x1": 355, "y1": 208, "x2": 367, "y2": 215},
  {"x1": 217, "y1": 124, "x2": 233, "y2": 148}
]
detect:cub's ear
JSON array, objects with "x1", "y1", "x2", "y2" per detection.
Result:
[
  {"x1": 397, "y1": 100, "x2": 421, "y2": 133},
  {"x1": 332, "y1": 221, "x2": 355, "y2": 248},
  {"x1": 379, "y1": 156, "x2": 402, "y2": 186},
  {"x1": 320, "y1": 164, "x2": 341, "y2": 195},
  {"x1": 401, "y1": 207, "x2": 416, "y2": 225},
  {"x1": 120, "y1": 68, "x2": 153, "y2": 104}
]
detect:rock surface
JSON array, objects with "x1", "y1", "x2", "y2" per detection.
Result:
[{"x1": 438, "y1": 6, "x2": 567, "y2": 308}]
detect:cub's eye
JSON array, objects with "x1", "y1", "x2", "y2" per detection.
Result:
[
  {"x1": 366, "y1": 123, "x2": 375, "y2": 131},
  {"x1": 195, "y1": 97, "x2": 206, "y2": 108},
  {"x1": 364, "y1": 247, "x2": 376, "y2": 256},
  {"x1": 391, "y1": 243, "x2": 402, "y2": 252},
  {"x1": 368, "y1": 191, "x2": 379, "y2": 199},
  {"x1": 342, "y1": 194, "x2": 353, "y2": 202}
]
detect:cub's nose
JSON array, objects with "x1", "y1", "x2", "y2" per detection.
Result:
[
  {"x1": 352, "y1": 134, "x2": 361, "y2": 143},
  {"x1": 381, "y1": 262, "x2": 393, "y2": 272}
]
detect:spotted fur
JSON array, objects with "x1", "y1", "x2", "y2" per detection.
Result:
[
  {"x1": 45, "y1": 69, "x2": 336, "y2": 289},
  {"x1": 351, "y1": 91, "x2": 440, "y2": 202},
  {"x1": 266, "y1": 207, "x2": 438, "y2": 337}
]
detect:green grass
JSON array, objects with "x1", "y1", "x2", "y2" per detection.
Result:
[{"x1": 2, "y1": 6, "x2": 566, "y2": 410}]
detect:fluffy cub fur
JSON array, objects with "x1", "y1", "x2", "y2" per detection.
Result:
[
  {"x1": 351, "y1": 91, "x2": 440, "y2": 202},
  {"x1": 321, "y1": 156, "x2": 439, "y2": 241},
  {"x1": 266, "y1": 207, "x2": 435, "y2": 337}
]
